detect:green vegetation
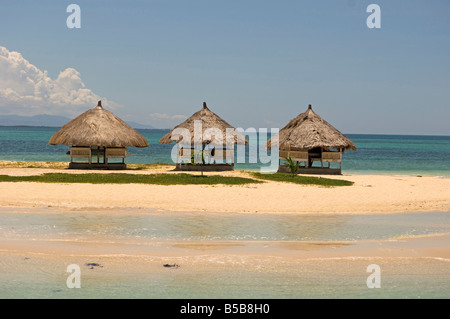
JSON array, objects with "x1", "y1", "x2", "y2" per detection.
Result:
[
  {"x1": 0, "y1": 161, "x2": 354, "y2": 187},
  {"x1": 284, "y1": 157, "x2": 301, "y2": 176},
  {"x1": 0, "y1": 173, "x2": 262, "y2": 185},
  {"x1": 251, "y1": 172, "x2": 353, "y2": 187}
]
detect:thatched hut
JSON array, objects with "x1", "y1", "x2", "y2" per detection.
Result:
[
  {"x1": 159, "y1": 102, "x2": 247, "y2": 171},
  {"x1": 266, "y1": 104, "x2": 356, "y2": 175},
  {"x1": 49, "y1": 101, "x2": 149, "y2": 169}
]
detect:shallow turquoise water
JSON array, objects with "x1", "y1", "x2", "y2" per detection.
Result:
[
  {"x1": 0, "y1": 208, "x2": 449, "y2": 299},
  {"x1": 1, "y1": 255, "x2": 449, "y2": 299},
  {"x1": 1, "y1": 208, "x2": 450, "y2": 242}
]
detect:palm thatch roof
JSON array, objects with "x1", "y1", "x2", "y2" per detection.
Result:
[
  {"x1": 48, "y1": 101, "x2": 149, "y2": 147},
  {"x1": 159, "y1": 102, "x2": 248, "y2": 146},
  {"x1": 266, "y1": 105, "x2": 356, "y2": 151}
]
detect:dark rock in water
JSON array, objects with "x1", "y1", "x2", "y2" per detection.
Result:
[
  {"x1": 85, "y1": 262, "x2": 103, "y2": 269},
  {"x1": 163, "y1": 264, "x2": 180, "y2": 268}
]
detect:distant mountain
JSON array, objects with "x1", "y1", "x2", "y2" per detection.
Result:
[
  {"x1": 0, "y1": 114, "x2": 154, "y2": 129},
  {"x1": 126, "y1": 121, "x2": 155, "y2": 129}
]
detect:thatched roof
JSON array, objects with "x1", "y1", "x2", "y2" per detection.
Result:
[
  {"x1": 48, "y1": 101, "x2": 149, "y2": 147},
  {"x1": 266, "y1": 105, "x2": 356, "y2": 151},
  {"x1": 159, "y1": 102, "x2": 248, "y2": 146}
]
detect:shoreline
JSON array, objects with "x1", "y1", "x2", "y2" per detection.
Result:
[
  {"x1": 0, "y1": 204, "x2": 448, "y2": 216},
  {"x1": 1, "y1": 159, "x2": 450, "y2": 177}
]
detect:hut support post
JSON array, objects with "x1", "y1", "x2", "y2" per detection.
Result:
[
  {"x1": 321, "y1": 147, "x2": 323, "y2": 168},
  {"x1": 201, "y1": 144, "x2": 205, "y2": 177},
  {"x1": 176, "y1": 144, "x2": 180, "y2": 169}
]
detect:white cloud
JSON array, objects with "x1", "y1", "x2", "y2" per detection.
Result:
[{"x1": 0, "y1": 46, "x2": 120, "y2": 116}]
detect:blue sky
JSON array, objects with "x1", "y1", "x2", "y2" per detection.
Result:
[{"x1": 0, "y1": 0, "x2": 449, "y2": 134}]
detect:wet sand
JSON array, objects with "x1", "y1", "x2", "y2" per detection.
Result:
[{"x1": 1, "y1": 229, "x2": 449, "y2": 298}]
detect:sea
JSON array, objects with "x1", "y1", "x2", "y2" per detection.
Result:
[
  {"x1": 0, "y1": 126, "x2": 449, "y2": 176},
  {"x1": 0, "y1": 126, "x2": 449, "y2": 299}
]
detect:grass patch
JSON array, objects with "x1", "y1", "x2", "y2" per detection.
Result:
[
  {"x1": 251, "y1": 172, "x2": 354, "y2": 187},
  {"x1": 0, "y1": 173, "x2": 262, "y2": 185}
]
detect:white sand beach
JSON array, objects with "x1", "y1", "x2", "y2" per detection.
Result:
[{"x1": 0, "y1": 165, "x2": 448, "y2": 214}]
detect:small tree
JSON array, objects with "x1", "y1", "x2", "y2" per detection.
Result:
[{"x1": 284, "y1": 156, "x2": 301, "y2": 176}]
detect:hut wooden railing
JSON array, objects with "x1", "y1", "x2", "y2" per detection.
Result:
[
  {"x1": 105, "y1": 147, "x2": 127, "y2": 164},
  {"x1": 279, "y1": 150, "x2": 308, "y2": 166},
  {"x1": 279, "y1": 149, "x2": 342, "y2": 168},
  {"x1": 70, "y1": 146, "x2": 92, "y2": 164},
  {"x1": 177, "y1": 147, "x2": 234, "y2": 166},
  {"x1": 322, "y1": 151, "x2": 341, "y2": 162},
  {"x1": 321, "y1": 151, "x2": 342, "y2": 168}
]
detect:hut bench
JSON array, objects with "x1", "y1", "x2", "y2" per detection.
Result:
[
  {"x1": 278, "y1": 149, "x2": 342, "y2": 174},
  {"x1": 322, "y1": 151, "x2": 342, "y2": 163},
  {"x1": 176, "y1": 147, "x2": 235, "y2": 171},
  {"x1": 105, "y1": 147, "x2": 127, "y2": 164},
  {"x1": 177, "y1": 147, "x2": 235, "y2": 164},
  {"x1": 279, "y1": 150, "x2": 308, "y2": 165},
  {"x1": 70, "y1": 146, "x2": 92, "y2": 164},
  {"x1": 69, "y1": 146, "x2": 127, "y2": 169},
  {"x1": 280, "y1": 150, "x2": 331, "y2": 168},
  {"x1": 316, "y1": 151, "x2": 342, "y2": 169}
]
